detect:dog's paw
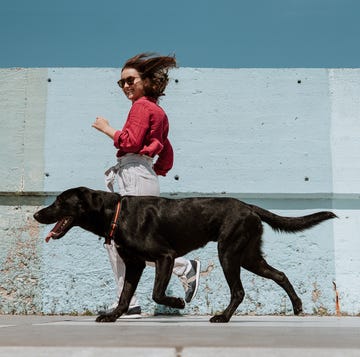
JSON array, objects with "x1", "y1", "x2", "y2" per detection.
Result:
[
  {"x1": 165, "y1": 297, "x2": 186, "y2": 309},
  {"x1": 175, "y1": 298, "x2": 186, "y2": 309},
  {"x1": 294, "y1": 304, "x2": 303, "y2": 316},
  {"x1": 209, "y1": 314, "x2": 230, "y2": 323},
  {"x1": 95, "y1": 313, "x2": 118, "y2": 323}
]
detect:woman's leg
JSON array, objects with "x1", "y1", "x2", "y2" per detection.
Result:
[
  {"x1": 106, "y1": 241, "x2": 139, "y2": 308},
  {"x1": 107, "y1": 155, "x2": 200, "y2": 310},
  {"x1": 122, "y1": 157, "x2": 200, "y2": 302}
]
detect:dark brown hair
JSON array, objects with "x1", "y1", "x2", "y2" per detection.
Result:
[{"x1": 122, "y1": 53, "x2": 177, "y2": 99}]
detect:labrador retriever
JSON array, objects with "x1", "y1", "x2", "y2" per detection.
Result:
[{"x1": 34, "y1": 186, "x2": 336, "y2": 323}]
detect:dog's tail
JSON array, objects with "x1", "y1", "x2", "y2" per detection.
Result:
[{"x1": 248, "y1": 204, "x2": 337, "y2": 233}]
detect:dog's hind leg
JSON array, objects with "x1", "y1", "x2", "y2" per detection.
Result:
[
  {"x1": 243, "y1": 257, "x2": 303, "y2": 315},
  {"x1": 96, "y1": 261, "x2": 146, "y2": 322},
  {"x1": 210, "y1": 244, "x2": 245, "y2": 323},
  {"x1": 152, "y1": 255, "x2": 186, "y2": 309}
]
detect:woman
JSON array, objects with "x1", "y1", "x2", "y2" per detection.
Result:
[{"x1": 92, "y1": 53, "x2": 200, "y2": 318}]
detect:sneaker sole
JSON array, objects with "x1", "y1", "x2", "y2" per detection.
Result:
[
  {"x1": 119, "y1": 313, "x2": 142, "y2": 319},
  {"x1": 187, "y1": 259, "x2": 201, "y2": 303}
]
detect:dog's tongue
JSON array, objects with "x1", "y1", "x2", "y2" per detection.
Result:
[
  {"x1": 45, "y1": 220, "x2": 63, "y2": 242},
  {"x1": 45, "y1": 231, "x2": 55, "y2": 243},
  {"x1": 44, "y1": 218, "x2": 70, "y2": 242}
]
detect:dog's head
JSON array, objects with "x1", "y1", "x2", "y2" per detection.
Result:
[{"x1": 34, "y1": 186, "x2": 98, "y2": 242}]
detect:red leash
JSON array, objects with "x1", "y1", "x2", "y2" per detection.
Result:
[{"x1": 105, "y1": 201, "x2": 121, "y2": 245}]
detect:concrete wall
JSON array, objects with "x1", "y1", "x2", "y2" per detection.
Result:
[{"x1": 0, "y1": 68, "x2": 359, "y2": 316}]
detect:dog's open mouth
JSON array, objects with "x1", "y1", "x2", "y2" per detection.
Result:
[{"x1": 45, "y1": 216, "x2": 74, "y2": 242}]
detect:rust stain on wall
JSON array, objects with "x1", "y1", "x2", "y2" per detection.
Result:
[{"x1": 0, "y1": 206, "x2": 42, "y2": 314}]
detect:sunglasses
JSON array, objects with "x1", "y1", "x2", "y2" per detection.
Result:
[{"x1": 117, "y1": 76, "x2": 141, "y2": 88}]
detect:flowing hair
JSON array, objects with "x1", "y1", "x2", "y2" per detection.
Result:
[{"x1": 122, "y1": 53, "x2": 177, "y2": 99}]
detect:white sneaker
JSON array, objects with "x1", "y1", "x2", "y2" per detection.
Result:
[
  {"x1": 98, "y1": 304, "x2": 142, "y2": 319},
  {"x1": 119, "y1": 306, "x2": 142, "y2": 319},
  {"x1": 180, "y1": 259, "x2": 201, "y2": 303}
]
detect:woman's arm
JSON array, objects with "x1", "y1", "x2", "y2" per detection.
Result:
[
  {"x1": 92, "y1": 117, "x2": 117, "y2": 139},
  {"x1": 154, "y1": 138, "x2": 174, "y2": 176}
]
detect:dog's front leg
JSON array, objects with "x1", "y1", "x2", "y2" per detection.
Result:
[
  {"x1": 96, "y1": 261, "x2": 145, "y2": 323},
  {"x1": 152, "y1": 255, "x2": 185, "y2": 309}
]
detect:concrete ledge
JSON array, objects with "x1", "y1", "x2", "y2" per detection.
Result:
[{"x1": 1, "y1": 315, "x2": 360, "y2": 356}]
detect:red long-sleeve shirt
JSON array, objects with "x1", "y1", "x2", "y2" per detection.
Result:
[{"x1": 113, "y1": 96, "x2": 174, "y2": 176}]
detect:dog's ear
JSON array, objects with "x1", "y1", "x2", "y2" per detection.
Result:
[
  {"x1": 77, "y1": 187, "x2": 104, "y2": 211},
  {"x1": 90, "y1": 191, "x2": 104, "y2": 209},
  {"x1": 75, "y1": 187, "x2": 93, "y2": 210}
]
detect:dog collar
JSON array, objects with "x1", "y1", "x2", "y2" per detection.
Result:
[{"x1": 105, "y1": 201, "x2": 121, "y2": 245}]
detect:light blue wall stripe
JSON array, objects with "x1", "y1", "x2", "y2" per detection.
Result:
[{"x1": 1, "y1": 68, "x2": 359, "y2": 315}]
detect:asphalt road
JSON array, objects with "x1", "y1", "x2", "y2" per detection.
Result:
[{"x1": 0, "y1": 315, "x2": 359, "y2": 356}]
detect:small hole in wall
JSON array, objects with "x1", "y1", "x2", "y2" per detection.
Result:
[
  {"x1": 175, "y1": 79, "x2": 179, "y2": 83},
  {"x1": 304, "y1": 177, "x2": 309, "y2": 181},
  {"x1": 47, "y1": 78, "x2": 52, "y2": 82},
  {"x1": 297, "y1": 80, "x2": 301, "y2": 84},
  {"x1": 174, "y1": 175, "x2": 179, "y2": 181}
]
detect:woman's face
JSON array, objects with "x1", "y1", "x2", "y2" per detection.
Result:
[{"x1": 120, "y1": 68, "x2": 145, "y2": 102}]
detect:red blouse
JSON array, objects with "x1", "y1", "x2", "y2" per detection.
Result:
[{"x1": 113, "y1": 96, "x2": 174, "y2": 176}]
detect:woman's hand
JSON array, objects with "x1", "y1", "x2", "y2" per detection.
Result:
[
  {"x1": 92, "y1": 116, "x2": 116, "y2": 139},
  {"x1": 92, "y1": 116, "x2": 110, "y2": 132}
]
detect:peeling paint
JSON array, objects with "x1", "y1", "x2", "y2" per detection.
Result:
[
  {"x1": 312, "y1": 282, "x2": 321, "y2": 303},
  {"x1": 0, "y1": 206, "x2": 42, "y2": 314}
]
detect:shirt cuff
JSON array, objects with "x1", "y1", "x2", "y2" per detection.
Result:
[{"x1": 113, "y1": 130, "x2": 122, "y2": 148}]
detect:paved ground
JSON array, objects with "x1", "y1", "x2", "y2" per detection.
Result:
[{"x1": 0, "y1": 315, "x2": 359, "y2": 356}]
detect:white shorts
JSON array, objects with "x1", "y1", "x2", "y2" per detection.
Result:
[{"x1": 105, "y1": 153, "x2": 160, "y2": 196}]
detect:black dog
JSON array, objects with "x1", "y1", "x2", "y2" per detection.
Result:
[{"x1": 34, "y1": 186, "x2": 336, "y2": 323}]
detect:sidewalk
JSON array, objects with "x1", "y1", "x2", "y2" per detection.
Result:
[{"x1": 0, "y1": 315, "x2": 359, "y2": 356}]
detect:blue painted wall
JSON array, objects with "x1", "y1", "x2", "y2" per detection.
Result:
[{"x1": 1, "y1": 68, "x2": 359, "y2": 316}]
